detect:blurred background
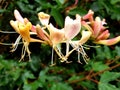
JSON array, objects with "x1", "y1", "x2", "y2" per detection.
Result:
[{"x1": 0, "y1": 0, "x2": 120, "y2": 90}]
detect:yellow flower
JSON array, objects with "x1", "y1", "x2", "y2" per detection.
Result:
[{"x1": 10, "y1": 10, "x2": 44, "y2": 61}]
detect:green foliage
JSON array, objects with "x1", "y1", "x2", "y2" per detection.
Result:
[
  {"x1": 1, "y1": 45, "x2": 120, "y2": 90},
  {"x1": 92, "y1": 61, "x2": 109, "y2": 72},
  {"x1": 91, "y1": 0, "x2": 120, "y2": 20},
  {"x1": 0, "y1": 0, "x2": 120, "y2": 90},
  {"x1": 99, "y1": 71, "x2": 120, "y2": 90}
]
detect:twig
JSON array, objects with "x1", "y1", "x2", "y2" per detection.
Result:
[{"x1": 67, "y1": 56, "x2": 120, "y2": 84}]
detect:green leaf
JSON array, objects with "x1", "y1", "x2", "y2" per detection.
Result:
[
  {"x1": 11, "y1": 68, "x2": 22, "y2": 81},
  {"x1": 23, "y1": 83, "x2": 32, "y2": 90},
  {"x1": 92, "y1": 62, "x2": 109, "y2": 72},
  {"x1": 38, "y1": 68, "x2": 49, "y2": 83},
  {"x1": 55, "y1": 0, "x2": 65, "y2": 5},
  {"x1": 50, "y1": 83, "x2": 73, "y2": 90},
  {"x1": 110, "y1": 0, "x2": 120, "y2": 4},
  {"x1": 35, "y1": 0, "x2": 52, "y2": 10},
  {"x1": 68, "y1": 8, "x2": 87, "y2": 16},
  {"x1": 51, "y1": 8, "x2": 64, "y2": 27},
  {"x1": 99, "y1": 71, "x2": 120, "y2": 90},
  {"x1": 99, "y1": 82, "x2": 120, "y2": 90},
  {"x1": 0, "y1": 9, "x2": 7, "y2": 13},
  {"x1": 80, "y1": 81, "x2": 96, "y2": 90},
  {"x1": 100, "y1": 71, "x2": 120, "y2": 83},
  {"x1": 68, "y1": 75, "x2": 84, "y2": 82},
  {"x1": 22, "y1": 71, "x2": 35, "y2": 82},
  {"x1": 23, "y1": 80, "x2": 43, "y2": 90},
  {"x1": 103, "y1": 46, "x2": 112, "y2": 59}
]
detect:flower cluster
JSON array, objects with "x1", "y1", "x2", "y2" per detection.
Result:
[{"x1": 10, "y1": 10, "x2": 120, "y2": 65}]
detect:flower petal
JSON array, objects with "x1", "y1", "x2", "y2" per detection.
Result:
[
  {"x1": 64, "y1": 14, "x2": 81, "y2": 40},
  {"x1": 38, "y1": 12, "x2": 50, "y2": 26},
  {"x1": 96, "y1": 30, "x2": 110, "y2": 40},
  {"x1": 36, "y1": 24, "x2": 49, "y2": 41},
  {"x1": 18, "y1": 22, "x2": 32, "y2": 42},
  {"x1": 14, "y1": 9, "x2": 24, "y2": 23},
  {"x1": 10, "y1": 20, "x2": 20, "y2": 33},
  {"x1": 79, "y1": 30, "x2": 92, "y2": 44},
  {"x1": 94, "y1": 36, "x2": 120, "y2": 46},
  {"x1": 82, "y1": 10, "x2": 94, "y2": 22},
  {"x1": 93, "y1": 17, "x2": 102, "y2": 38},
  {"x1": 47, "y1": 23, "x2": 65, "y2": 46}
]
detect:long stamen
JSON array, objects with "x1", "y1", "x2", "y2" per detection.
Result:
[
  {"x1": 26, "y1": 45, "x2": 31, "y2": 62},
  {"x1": 77, "y1": 47, "x2": 82, "y2": 64},
  {"x1": 66, "y1": 40, "x2": 69, "y2": 56},
  {"x1": 79, "y1": 45, "x2": 89, "y2": 64},
  {"x1": 50, "y1": 47, "x2": 56, "y2": 66},
  {"x1": 54, "y1": 46, "x2": 66, "y2": 62},
  {"x1": 0, "y1": 42, "x2": 16, "y2": 45},
  {"x1": 0, "y1": 30, "x2": 17, "y2": 33},
  {"x1": 83, "y1": 44, "x2": 100, "y2": 48},
  {"x1": 19, "y1": 43, "x2": 26, "y2": 62},
  {"x1": 64, "y1": 46, "x2": 78, "y2": 63},
  {"x1": 11, "y1": 35, "x2": 22, "y2": 52}
]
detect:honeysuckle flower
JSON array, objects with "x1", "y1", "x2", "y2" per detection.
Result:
[
  {"x1": 69, "y1": 30, "x2": 92, "y2": 63},
  {"x1": 36, "y1": 23, "x2": 65, "y2": 62},
  {"x1": 64, "y1": 14, "x2": 81, "y2": 61},
  {"x1": 7, "y1": 8, "x2": 120, "y2": 65},
  {"x1": 82, "y1": 10, "x2": 120, "y2": 46},
  {"x1": 37, "y1": 12, "x2": 65, "y2": 46},
  {"x1": 37, "y1": 12, "x2": 66, "y2": 64},
  {"x1": 47, "y1": 24, "x2": 66, "y2": 64},
  {"x1": 37, "y1": 12, "x2": 84, "y2": 63},
  {"x1": 10, "y1": 10, "x2": 44, "y2": 61}
]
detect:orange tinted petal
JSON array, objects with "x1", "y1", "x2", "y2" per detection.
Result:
[
  {"x1": 82, "y1": 10, "x2": 94, "y2": 22},
  {"x1": 47, "y1": 24, "x2": 64, "y2": 46},
  {"x1": 96, "y1": 30, "x2": 110, "y2": 40},
  {"x1": 36, "y1": 24, "x2": 49, "y2": 41},
  {"x1": 93, "y1": 17, "x2": 102, "y2": 38},
  {"x1": 94, "y1": 36, "x2": 120, "y2": 46}
]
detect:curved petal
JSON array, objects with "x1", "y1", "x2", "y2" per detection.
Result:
[
  {"x1": 38, "y1": 12, "x2": 50, "y2": 26},
  {"x1": 10, "y1": 20, "x2": 20, "y2": 33},
  {"x1": 93, "y1": 17, "x2": 102, "y2": 38},
  {"x1": 94, "y1": 36, "x2": 120, "y2": 46},
  {"x1": 64, "y1": 14, "x2": 81, "y2": 40},
  {"x1": 18, "y1": 22, "x2": 32, "y2": 42},
  {"x1": 79, "y1": 30, "x2": 92, "y2": 44},
  {"x1": 96, "y1": 30, "x2": 110, "y2": 40},
  {"x1": 14, "y1": 9, "x2": 24, "y2": 23},
  {"x1": 36, "y1": 24, "x2": 49, "y2": 41},
  {"x1": 82, "y1": 10, "x2": 94, "y2": 22},
  {"x1": 81, "y1": 21, "x2": 94, "y2": 34},
  {"x1": 47, "y1": 24, "x2": 65, "y2": 46}
]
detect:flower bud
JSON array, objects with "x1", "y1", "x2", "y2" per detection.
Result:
[{"x1": 94, "y1": 36, "x2": 120, "y2": 46}]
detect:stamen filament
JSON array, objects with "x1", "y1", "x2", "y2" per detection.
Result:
[
  {"x1": 50, "y1": 47, "x2": 56, "y2": 66},
  {"x1": 0, "y1": 30, "x2": 17, "y2": 33},
  {"x1": 11, "y1": 35, "x2": 22, "y2": 52}
]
